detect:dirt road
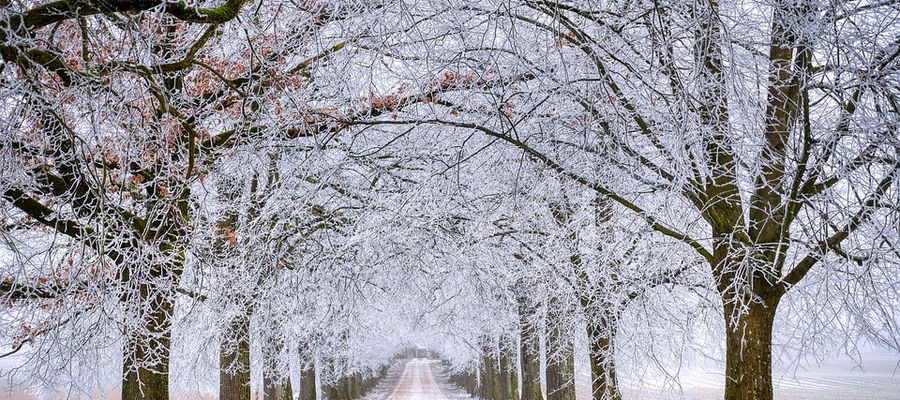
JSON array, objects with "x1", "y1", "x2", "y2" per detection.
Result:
[{"x1": 384, "y1": 359, "x2": 449, "y2": 400}]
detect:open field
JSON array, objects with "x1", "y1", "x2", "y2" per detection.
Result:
[{"x1": 574, "y1": 355, "x2": 900, "y2": 400}]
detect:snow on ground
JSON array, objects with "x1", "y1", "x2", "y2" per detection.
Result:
[
  {"x1": 4, "y1": 353, "x2": 898, "y2": 399},
  {"x1": 573, "y1": 354, "x2": 900, "y2": 400}
]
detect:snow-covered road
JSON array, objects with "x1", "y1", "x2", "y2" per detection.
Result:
[{"x1": 384, "y1": 359, "x2": 450, "y2": 400}]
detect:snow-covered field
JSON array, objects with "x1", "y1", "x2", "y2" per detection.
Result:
[
  {"x1": 677, "y1": 355, "x2": 900, "y2": 400},
  {"x1": 366, "y1": 355, "x2": 900, "y2": 400},
  {"x1": 572, "y1": 355, "x2": 900, "y2": 400},
  {"x1": 3, "y1": 354, "x2": 898, "y2": 399}
]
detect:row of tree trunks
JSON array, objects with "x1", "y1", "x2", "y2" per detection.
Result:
[
  {"x1": 263, "y1": 335, "x2": 293, "y2": 400},
  {"x1": 263, "y1": 370, "x2": 293, "y2": 400},
  {"x1": 501, "y1": 351, "x2": 517, "y2": 400},
  {"x1": 449, "y1": 370, "x2": 478, "y2": 395},
  {"x1": 324, "y1": 368, "x2": 386, "y2": 400},
  {"x1": 217, "y1": 318, "x2": 315, "y2": 400},
  {"x1": 473, "y1": 336, "x2": 572, "y2": 400},
  {"x1": 479, "y1": 347, "x2": 517, "y2": 400},
  {"x1": 519, "y1": 292, "x2": 543, "y2": 400},
  {"x1": 479, "y1": 351, "x2": 498, "y2": 400}
]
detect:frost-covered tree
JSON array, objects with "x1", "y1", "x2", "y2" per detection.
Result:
[
  {"x1": 2, "y1": 1, "x2": 898, "y2": 400},
  {"x1": 375, "y1": 1, "x2": 900, "y2": 399},
  {"x1": 0, "y1": 0, "x2": 415, "y2": 398}
]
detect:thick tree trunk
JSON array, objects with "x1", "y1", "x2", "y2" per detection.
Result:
[
  {"x1": 500, "y1": 351, "x2": 516, "y2": 400},
  {"x1": 347, "y1": 374, "x2": 358, "y2": 400},
  {"x1": 546, "y1": 311, "x2": 575, "y2": 400},
  {"x1": 325, "y1": 381, "x2": 343, "y2": 400},
  {"x1": 587, "y1": 332, "x2": 620, "y2": 400},
  {"x1": 496, "y1": 352, "x2": 511, "y2": 400},
  {"x1": 264, "y1": 374, "x2": 293, "y2": 400},
  {"x1": 121, "y1": 328, "x2": 170, "y2": 400},
  {"x1": 508, "y1": 355, "x2": 518, "y2": 400},
  {"x1": 299, "y1": 366, "x2": 317, "y2": 400},
  {"x1": 520, "y1": 327, "x2": 542, "y2": 400},
  {"x1": 480, "y1": 353, "x2": 496, "y2": 399},
  {"x1": 546, "y1": 348, "x2": 575, "y2": 400},
  {"x1": 219, "y1": 315, "x2": 251, "y2": 400},
  {"x1": 121, "y1": 286, "x2": 172, "y2": 400},
  {"x1": 723, "y1": 301, "x2": 778, "y2": 400}
]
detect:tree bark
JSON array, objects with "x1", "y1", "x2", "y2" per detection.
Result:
[
  {"x1": 500, "y1": 351, "x2": 516, "y2": 400},
  {"x1": 263, "y1": 334, "x2": 293, "y2": 400},
  {"x1": 520, "y1": 325, "x2": 542, "y2": 400},
  {"x1": 219, "y1": 315, "x2": 251, "y2": 400},
  {"x1": 264, "y1": 374, "x2": 293, "y2": 400},
  {"x1": 496, "y1": 352, "x2": 511, "y2": 400},
  {"x1": 299, "y1": 366, "x2": 317, "y2": 400},
  {"x1": 464, "y1": 370, "x2": 478, "y2": 394},
  {"x1": 586, "y1": 330, "x2": 620, "y2": 400},
  {"x1": 723, "y1": 301, "x2": 778, "y2": 400},
  {"x1": 546, "y1": 347, "x2": 575, "y2": 400},
  {"x1": 121, "y1": 323, "x2": 170, "y2": 400},
  {"x1": 121, "y1": 279, "x2": 173, "y2": 400},
  {"x1": 546, "y1": 309, "x2": 575, "y2": 400},
  {"x1": 347, "y1": 374, "x2": 358, "y2": 400},
  {"x1": 480, "y1": 353, "x2": 496, "y2": 400},
  {"x1": 325, "y1": 381, "x2": 343, "y2": 400},
  {"x1": 508, "y1": 356, "x2": 518, "y2": 400}
]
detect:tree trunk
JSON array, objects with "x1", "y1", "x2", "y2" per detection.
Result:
[
  {"x1": 587, "y1": 331, "x2": 620, "y2": 400},
  {"x1": 507, "y1": 355, "x2": 518, "y2": 400},
  {"x1": 495, "y1": 352, "x2": 509, "y2": 400},
  {"x1": 219, "y1": 334, "x2": 250, "y2": 400},
  {"x1": 464, "y1": 370, "x2": 478, "y2": 395},
  {"x1": 723, "y1": 301, "x2": 778, "y2": 400},
  {"x1": 520, "y1": 326, "x2": 542, "y2": 400},
  {"x1": 500, "y1": 351, "x2": 515, "y2": 400},
  {"x1": 546, "y1": 348, "x2": 575, "y2": 400},
  {"x1": 481, "y1": 354, "x2": 495, "y2": 400},
  {"x1": 219, "y1": 315, "x2": 251, "y2": 400},
  {"x1": 299, "y1": 366, "x2": 317, "y2": 400},
  {"x1": 264, "y1": 374, "x2": 293, "y2": 400},
  {"x1": 325, "y1": 381, "x2": 343, "y2": 400},
  {"x1": 263, "y1": 335, "x2": 293, "y2": 400},
  {"x1": 121, "y1": 329, "x2": 170, "y2": 400},
  {"x1": 121, "y1": 286, "x2": 172, "y2": 400},
  {"x1": 347, "y1": 374, "x2": 358, "y2": 400},
  {"x1": 547, "y1": 311, "x2": 575, "y2": 400}
]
